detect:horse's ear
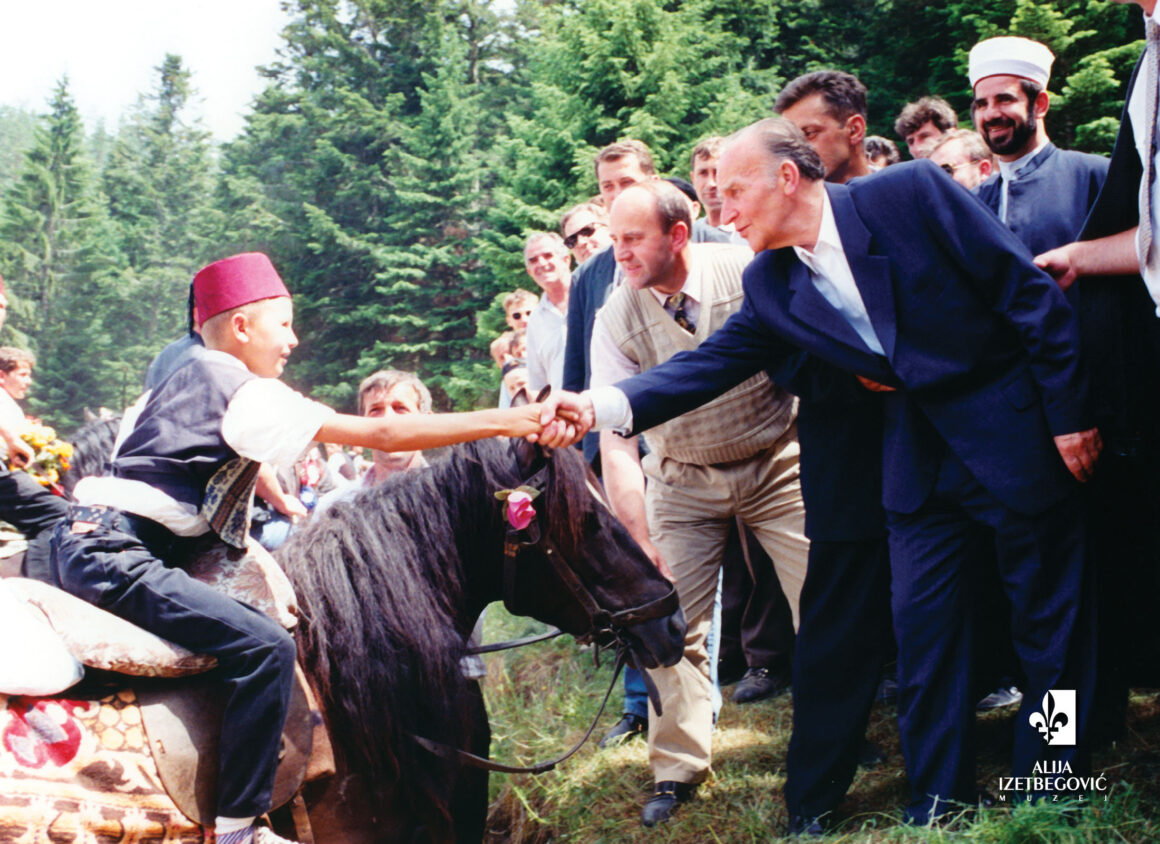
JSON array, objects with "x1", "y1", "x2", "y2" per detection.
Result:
[
  {"x1": 535, "y1": 385, "x2": 551, "y2": 403},
  {"x1": 511, "y1": 435, "x2": 548, "y2": 477},
  {"x1": 510, "y1": 388, "x2": 531, "y2": 408},
  {"x1": 83, "y1": 407, "x2": 97, "y2": 422}
]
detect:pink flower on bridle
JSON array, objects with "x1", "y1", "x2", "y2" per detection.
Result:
[{"x1": 495, "y1": 486, "x2": 542, "y2": 531}]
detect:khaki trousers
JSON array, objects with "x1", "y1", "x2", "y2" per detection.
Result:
[{"x1": 643, "y1": 425, "x2": 809, "y2": 784}]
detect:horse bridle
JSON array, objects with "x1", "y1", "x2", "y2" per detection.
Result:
[{"x1": 412, "y1": 457, "x2": 680, "y2": 776}]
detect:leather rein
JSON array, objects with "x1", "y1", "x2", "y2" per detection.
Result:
[{"x1": 412, "y1": 460, "x2": 679, "y2": 776}]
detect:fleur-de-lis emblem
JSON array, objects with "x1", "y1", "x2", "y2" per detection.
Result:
[{"x1": 1029, "y1": 690, "x2": 1070, "y2": 743}]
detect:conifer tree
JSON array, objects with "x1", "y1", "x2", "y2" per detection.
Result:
[
  {"x1": 0, "y1": 79, "x2": 127, "y2": 428},
  {"x1": 102, "y1": 54, "x2": 218, "y2": 380},
  {"x1": 219, "y1": 1, "x2": 513, "y2": 409}
]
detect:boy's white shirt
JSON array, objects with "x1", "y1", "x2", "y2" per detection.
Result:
[{"x1": 75, "y1": 350, "x2": 334, "y2": 536}]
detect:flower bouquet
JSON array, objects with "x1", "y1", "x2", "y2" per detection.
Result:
[{"x1": 14, "y1": 422, "x2": 73, "y2": 492}]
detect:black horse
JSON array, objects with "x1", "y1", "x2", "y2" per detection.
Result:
[
  {"x1": 276, "y1": 437, "x2": 685, "y2": 843},
  {"x1": 25, "y1": 415, "x2": 683, "y2": 842}
]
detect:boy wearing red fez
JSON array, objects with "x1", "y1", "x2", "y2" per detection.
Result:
[{"x1": 49, "y1": 253, "x2": 546, "y2": 844}]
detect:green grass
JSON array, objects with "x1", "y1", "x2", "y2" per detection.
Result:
[{"x1": 479, "y1": 606, "x2": 1160, "y2": 843}]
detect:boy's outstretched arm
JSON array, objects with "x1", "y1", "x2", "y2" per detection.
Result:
[{"x1": 315, "y1": 403, "x2": 546, "y2": 453}]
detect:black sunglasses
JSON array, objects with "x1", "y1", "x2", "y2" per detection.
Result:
[{"x1": 563, "y1": 223, "x2": 604, "y2": 250}]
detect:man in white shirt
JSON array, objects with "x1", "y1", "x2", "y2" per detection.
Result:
[
  {"x1": 0, "y1": 345, "x2": 69, "y2": 569},
  {"x1": 1035, "y1": 2, "x2": 1159, "y2": 290},
  {"x1": 523, "y1": 232, "x2": 571, "y2": 392}
]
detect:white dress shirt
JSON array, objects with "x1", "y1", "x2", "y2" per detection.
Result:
[
  {"x1": 793, "y1": 190, "x2": 885, "y2": 356},
  {"x1": 1128, "y1": 6, "x2": 1160, "y2": 315},
  {"x1": 525, "y1": 295, "x2": 567, "y2": 392},
  {"x1": 0, "y1": 390, "x2": 29, "y2": 461}
]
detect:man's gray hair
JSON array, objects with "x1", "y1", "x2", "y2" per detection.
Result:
[
  {"x1": 358, "y1": 369, "x2": 432, "y2": 415},
  {"x1": 524, "y1": 231, "x2": 568, "y2": 257},
  {"x1": 931, "y1": 128, "x2": 995, "y2": 165},
  {"x1": 733, "y1": 118, "x2": 827, "y2": 182},
  {"x1": 559, "y1": 202, "x2": 608, "y2": 235}
]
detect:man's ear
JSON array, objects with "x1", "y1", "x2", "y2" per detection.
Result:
[
  {"x1": 979, "y1": 159, "x2": 994, "y2": 178},
  {"x1": 670, "y1": 220, "x2": 691, "y2": 252},
  {"x1": 1033, "y1": 89, "x2": 1051, "y2": 120},
  {"x1": 781, "y1": 159, "x2": 802, "y2": 195},
  {"x1": 847, "y1": 113, "x2": 867, "y2": 145}
]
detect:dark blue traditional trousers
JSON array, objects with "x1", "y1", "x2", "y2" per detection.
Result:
[
  {"x1": 886, "y1": 448, "x2": 1093, "y2": 824},
  {"x1": 50, "y1": 506, "x2": 295, "y2": 818},
  {"x1": 0, "y1": 467, "x2": 69, "y2": 575}
]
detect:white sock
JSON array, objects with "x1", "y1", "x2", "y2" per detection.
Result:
[{"x1": 215, "y1": 816, "x2": 256, "y2": 844}]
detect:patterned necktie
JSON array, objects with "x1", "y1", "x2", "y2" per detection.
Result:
[
  {"x1": 1139, "y1": 19, "x2": 1160, "y2": 265},
  {"x1": 665, "y1": 292, "x2": 696, "y2": 334}
]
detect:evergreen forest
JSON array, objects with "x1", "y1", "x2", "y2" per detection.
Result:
[{"x1": 0, "y1": 0, "x2": 1145, "y2": 428}]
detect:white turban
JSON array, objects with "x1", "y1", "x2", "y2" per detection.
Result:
[{"x1": 969, "y1": 36, "x2": 1054, "y2": 89}]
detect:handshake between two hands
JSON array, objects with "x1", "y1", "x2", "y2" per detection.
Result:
[{"x1": 521, "y1": 391, "x2": 596, "y2": 449}]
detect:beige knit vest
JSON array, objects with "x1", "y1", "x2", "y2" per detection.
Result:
[{"x1": 601, "y1": 244, "x2": 796, "y2": 465}]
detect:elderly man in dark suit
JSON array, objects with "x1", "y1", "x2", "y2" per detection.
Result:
[{"x1": 539, "y1": 117, "x2": 1102, "y2": 829}]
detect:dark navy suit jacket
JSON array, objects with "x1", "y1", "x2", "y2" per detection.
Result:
[
  {"x1": 1075, "y1": 51, "x2": 1160, "y2": 446},
  {"x1": 619, "y1": 160, "x2": 1088, "y2": 517}
]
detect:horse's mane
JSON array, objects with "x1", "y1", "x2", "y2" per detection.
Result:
[
  {"x1": 61, "y1": 416, "x2": 121, "y2": 496},
  {"x1": 277, "y1": 438, "x2": 594, "y2": 833}
]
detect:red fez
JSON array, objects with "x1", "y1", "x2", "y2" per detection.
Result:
[{"x1": 193, "y1": 252, "x2": 290, "y2": 327}]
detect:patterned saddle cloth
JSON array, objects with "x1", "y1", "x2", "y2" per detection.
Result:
[{"x1": 0, "y1": 537, "x2": 333, "y2": 831}]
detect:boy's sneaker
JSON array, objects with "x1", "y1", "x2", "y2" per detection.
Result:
[
  {"x1": 976, "y1": 685, "x2": 1022, "y2": 712},
  {"x1": 254, "y1": 829, "x2": 303, "y2": 844}
]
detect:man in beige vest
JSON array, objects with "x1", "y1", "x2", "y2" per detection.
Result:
[{"x1": 592, "y1": 180, "x2": 809, "y2": 827}]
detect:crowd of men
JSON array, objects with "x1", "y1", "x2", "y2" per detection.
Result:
[
  {"x1": 4, "y1": 3, "x2": 1160, "y2": 837},
  {"x1": 508, "y1": 5, "x2": 1160, "y2": 833}
]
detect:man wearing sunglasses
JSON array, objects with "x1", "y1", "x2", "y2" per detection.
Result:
[
  {"x1": 928, "y1": 129, "x2": 994, "y2": 191},
  {"x1": 561, "y1": 202, "x2": 612, "y2": 265}
]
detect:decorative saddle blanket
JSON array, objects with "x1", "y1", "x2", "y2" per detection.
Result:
[{"x1": 0, "y1": 535, "x2": 332, "y2": 837}]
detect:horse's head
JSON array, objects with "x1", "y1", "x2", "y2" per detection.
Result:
[{"x1": 493, "y1": 433, "x2": 686, "y2": 671}]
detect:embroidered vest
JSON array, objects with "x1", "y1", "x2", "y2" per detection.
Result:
[{"x1": 114, "y1": 346, "x2": 259, "y2": 547}]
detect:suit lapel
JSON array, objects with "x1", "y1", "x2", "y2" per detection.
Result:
[
  {"x1": 827, "y1": 183, "x2": 898, "y2": 361},
  {"x1": 785, "y1": 252, "x2": 876, "y2": 354}
]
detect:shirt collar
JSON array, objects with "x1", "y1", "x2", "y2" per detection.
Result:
[
  {"x1": 202, "y1": 347, "x2": 251, "y2": 372},
  {"x1": 793, "y1": 189, "x2": 842, "y2": 273},
  {"x1": 997, "y1": 140, "x2": 1048, "y2": 182},
  {"x1": 647, "y1": 247, "x2": 703, "y2": 306}
]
